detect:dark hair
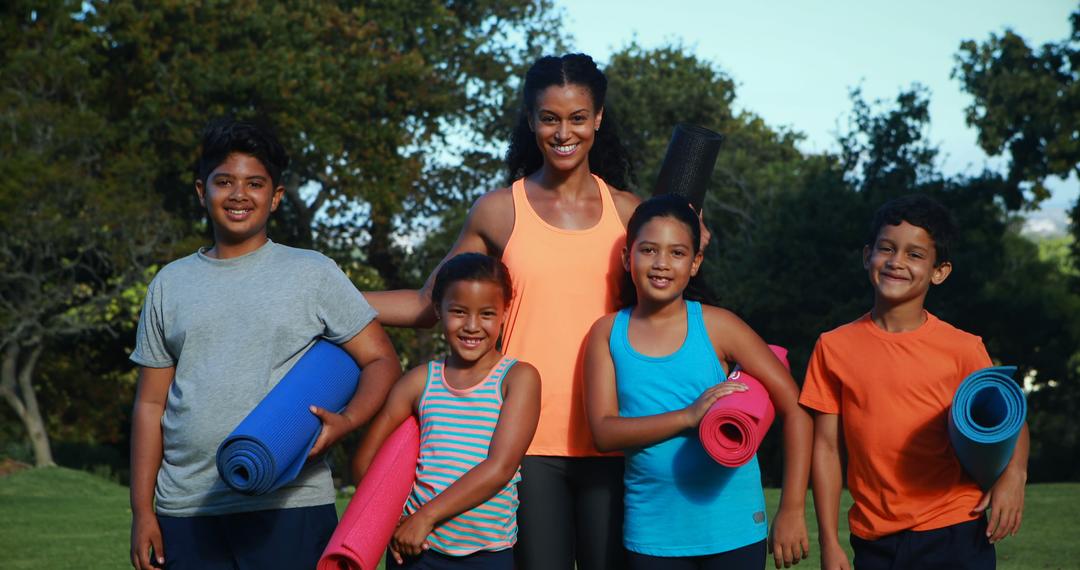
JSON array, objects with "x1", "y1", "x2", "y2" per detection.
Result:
[
  {"x1": 197, "y1": 117, "x2": 289, "y2": 187},
  {"x1": 867, "y1": 194, "x2": 957, "y2": 265},
  {"x1": 506, "y1": 53, "x2": 634, "y2": 190},
  {"x1": 620, "y1": 193, "x2": 716, "y2": 307},
  {"x1": 432, "y1": 253, "x2": 514, "y2": 308}
]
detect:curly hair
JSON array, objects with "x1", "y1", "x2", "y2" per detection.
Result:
[
  {"x1": 197, "y1": 116, "x2": 289, "y2": 187},
  {"x1": 867, "y1": 194, "x2": 957, "y2": 266}
]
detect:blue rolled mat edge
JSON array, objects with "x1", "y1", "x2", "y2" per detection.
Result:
[
  {"x1": 216, "y1": 340, "x2": 361, "y2": 495},
  {"x1": 948, "y1": 365, "x2": 1026, "y2": 490}
]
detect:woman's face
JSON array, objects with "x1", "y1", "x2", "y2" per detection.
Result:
[{"x1": 530, "y1": 83, "x2": 603, "y2": 173}]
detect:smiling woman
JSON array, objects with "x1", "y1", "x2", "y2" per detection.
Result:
[{"x1": 364, "y1": 54, "x2": 640, "y2": 570}]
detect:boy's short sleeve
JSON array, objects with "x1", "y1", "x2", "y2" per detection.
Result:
[
  {"x1": 316, "y1": 261, "x2": 378, "y2": 344},
  {"x1": 960, "y1": 335, "x2": 994, "y2": 376},
  {"x1": 799, "y1": 337, "x2": 841, "y2": 414},
  {"x1": 130, "y1": 277, "x2": 176, "y2": 368}
]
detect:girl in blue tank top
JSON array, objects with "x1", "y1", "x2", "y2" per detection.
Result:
[{"x1": 583, "y1": 194, "x2": 814, "y2": 570}]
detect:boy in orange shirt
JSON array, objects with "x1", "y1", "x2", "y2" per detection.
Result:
[{"x1": 800, "y1": 194, "x2": 1028, "y2": 570}]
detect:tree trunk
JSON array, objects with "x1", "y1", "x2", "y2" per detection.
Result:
[{"x1": 0, "y1": 342, "x2": 56, "y2": 467}]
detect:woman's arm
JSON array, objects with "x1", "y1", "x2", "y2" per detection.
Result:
[
  {"x1": 704, "y1": 306, "x2": 812, "y2": 568},
  {"x1": 583, "y1": 315, "x2": 746, "y2": 452},
  {"x1": 351, "y1": 365, "x2": 425, "y2": 481},
  {"x1": 390, "y1": 362, "x2": 541, "y2": 561},
  {"x1": 365, "y1": 190, "x2": 513, "y2": 328},
  {"x1": 129, "y1": 366, "x2": 174, "y2": 570}
]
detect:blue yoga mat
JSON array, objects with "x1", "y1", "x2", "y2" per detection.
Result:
[
  {"x1": 216, "y1": 340, "x2": 361, "y2": 495},
  {"x1": 948, "y1": 366, "x2": 1026, "y2": 490}
]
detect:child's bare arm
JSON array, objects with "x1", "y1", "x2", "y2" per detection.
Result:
[
  {"x1": 308, "y1": 321, "x2": 402, "y2": 457},
  {"x1": 391, "y1": 363, "x2": 541, "y2": 561},
  {"x1": 812, "y1": 412, "x2": 850, "y2": 570},
  {"x1": 129, "y1": 366, "x2": 174, "y2": 570},
  {"x1": 975, "y1": 422, "x2": 1029, "y2": 543},
  {"x1": 351, "y1": 366, "x2": 425, "y2": 481},
  {"x1": 583, "y1": 316, "x2": 746, "y2": 452},
  {"x1": 704, "y1": 307, "x2": 812, "y2": 567}
]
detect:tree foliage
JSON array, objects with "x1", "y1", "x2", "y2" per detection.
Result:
[
  {"x1": 0, "y1": 0, "x2": 176, "y2": 466},
  {"x1": 0, "y1": 0, "x2": 565, "y2": 467},
  {"x1": 954, "y1": 9, "x2": 1080, "y2": 212}
]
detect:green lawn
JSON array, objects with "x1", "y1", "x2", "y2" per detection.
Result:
[{"x1": 0, "y1": 467, "x2": 1075, "y2": 569}]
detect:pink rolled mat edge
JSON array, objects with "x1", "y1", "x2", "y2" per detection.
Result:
[
  {"x1": 698, "y1": 345, "x2": 788, "y2": 467},
  {"x1": 318, "y1": 416, "x2": 420, "y2": 570}
]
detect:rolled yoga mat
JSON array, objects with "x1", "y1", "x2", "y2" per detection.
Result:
[
  {"x1": 698, "y1": 345, "x2": 787, "y2": 467},
  {"x1": 652, "y1": 123, "x2": 724, "y2": 211},
  {"x1": 318, "y1": 417, "x2": 421, "y2": 570},
  {"x1": 948, "y1": 366, "x2": 1026, "y2": 490},
  {"x1": 216, "y1": 340, "x2": 360, "y2": 495}
]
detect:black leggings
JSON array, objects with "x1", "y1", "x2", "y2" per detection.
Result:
[
  {"x1": 625, "y1": 540, "x2": 767, "y2": 570},
  {"x1": 513, "y1": 456, "x2": 625, "y2": 570}
]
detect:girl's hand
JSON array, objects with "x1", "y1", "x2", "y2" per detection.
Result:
[
  {"x1": 682, "y1": 381, "x2": 747, "y2": 427},
  {"x1": 390, "y1": 512, "x2": 434, "y2": 563},
  {"x1": 768, "y1": 506, "x2": 810, "y2": 568}
]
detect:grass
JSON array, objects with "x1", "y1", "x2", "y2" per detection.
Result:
[{"x1": 0, "y1": 467, "x2": 1076, "y2": 569}]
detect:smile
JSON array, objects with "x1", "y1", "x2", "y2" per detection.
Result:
[
  {"x1": 458, "y1": 336, "x2": 484, "y2": 348},
  {"x1": 552, "y1": 143, "x2": 578, "y2": 156},
  {"x1": 648, "y1": 275, "x2": 673, "y2": 287}
]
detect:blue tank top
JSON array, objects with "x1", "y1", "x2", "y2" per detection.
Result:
[{"x1": 611, "y1": 301, "x2": 767, "y2": 556}]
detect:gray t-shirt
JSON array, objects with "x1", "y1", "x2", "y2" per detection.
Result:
[{"x1": 131, "y1": 240, "x2": 377, "y2": 516}]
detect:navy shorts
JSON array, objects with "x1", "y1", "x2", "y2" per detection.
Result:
[
  {"x1": 156, "y1": 503, "x2": 337, "y2": 570},
  {"x1": 625, "y1": 539, "x2": 767, "y2": 570},
  {"x1": 850, "y1": 518, "x2": 995, "y2": 570},
  {"x1": 386, "y1": 548, "x2": 513, "y2": 569}
]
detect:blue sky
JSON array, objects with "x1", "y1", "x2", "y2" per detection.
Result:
[{"x1": 554, "y1": 0, "x2": 1078, "y2": 214}]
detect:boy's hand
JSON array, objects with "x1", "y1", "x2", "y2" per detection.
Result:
[
  {"x1": 819, "y1": 541, "x2": 851, "y2": 570},
  {"x1": 682, "y1": 381, "x2": 747, "y2": 427},
  {"x1": 130, "y1": 512, "x2": 164, "y2": 569},
  {"x1": 307, "y1": 405, "x2": 356, "y2": 458},
  {"x1": 973, "y1": 466, "x2": 1026, "y2": 543},
  {"x1": 768, "y1": 506, "x2": 809, "y2": 568},
  {"x1": 390, "y1": 512, "x2": 434, "y2": 563}
]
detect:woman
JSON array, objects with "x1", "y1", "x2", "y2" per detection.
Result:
[{"x1": 366, "y1": 53, "x2": 639, "y2": 570}]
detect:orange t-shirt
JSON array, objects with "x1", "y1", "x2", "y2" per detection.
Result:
[
  {"x1": 501, "y1": 176, "x2": 625, "y2": 457},
  {"x1": 799, "y1": 312, "x2": 992, "y2": 540}
]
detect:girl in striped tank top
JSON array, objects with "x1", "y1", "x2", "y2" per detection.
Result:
[{"x1": 353, "y1": 253, "x2": 540, "y2": 570}]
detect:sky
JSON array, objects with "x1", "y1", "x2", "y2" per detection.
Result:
[{"x1": 554, "y1": 0, "x2": 1077, "y2": 225}]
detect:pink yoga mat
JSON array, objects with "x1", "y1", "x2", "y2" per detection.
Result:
[
  {"x1": 698, "y1": 345, "x2": 788, "y2": 467},
  {"x1": 318, "y1": 416, "x2": 420, "y2": 570}
]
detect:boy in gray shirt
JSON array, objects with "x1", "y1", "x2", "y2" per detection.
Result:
[{"x1": 129, "y1": 118, "x2": 401, "y2": 570}]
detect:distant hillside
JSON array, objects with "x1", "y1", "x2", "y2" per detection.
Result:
[{"x1": 1023, "y1": 206, "x2": 1071, "y2": 238}]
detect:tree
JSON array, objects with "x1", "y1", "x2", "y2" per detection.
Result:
[
  {"x1": 87, "y1": 0, "x2": 564, "y2": 288},
  {"x1": 0, "y1": 1, "x2": 175, "y2": 466},
  {"x1": 954, "y1": 9, "x2": 1080, "y2": 234},
  {"x1": 1, "y1": 1, "x2": 568, "y2": 465}
]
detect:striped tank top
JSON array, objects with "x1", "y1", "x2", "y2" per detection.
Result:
[{"x1": 403, "y1": 356, "x2": 520, "y2": 555}]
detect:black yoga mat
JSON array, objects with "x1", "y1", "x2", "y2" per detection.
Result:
[{"x1": 652, "y1": 123, "x2": 724, "y2": 211}]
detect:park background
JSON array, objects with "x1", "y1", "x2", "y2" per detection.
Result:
[{"x1": 1, "y1": 1, "x2": 1078, "y2": 568}]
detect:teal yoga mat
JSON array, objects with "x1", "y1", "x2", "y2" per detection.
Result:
[
  {"x1": 948, "y1": 366, "x2": 1026, "y2": 490},
  {"x1": 216, "y1": 340, "x2": 360, "y2": 495}
]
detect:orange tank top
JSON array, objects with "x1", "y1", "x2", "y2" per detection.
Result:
[{"x1": 501, "y1": 175, "x2": 626, "y2": 457}]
